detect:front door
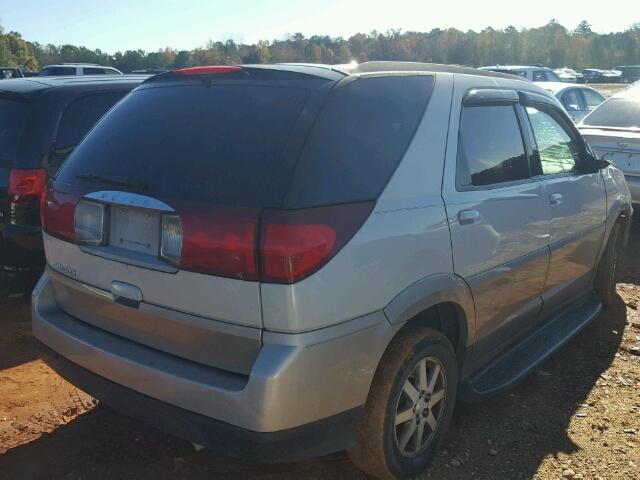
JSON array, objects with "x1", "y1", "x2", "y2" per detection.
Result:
[{"x1": 523, "y1": 102, "x2": 607, "y2": 313}]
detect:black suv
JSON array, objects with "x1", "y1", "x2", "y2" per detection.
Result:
[{"x1": 0, "y1": 75, "x2": 147, "y2": 295}]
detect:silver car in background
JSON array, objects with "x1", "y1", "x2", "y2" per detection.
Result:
[
  {"x1": 536, "y1": 82, "x2": 605, "y2": 122},
  {"x1": 580, "y1": 84, "x2": 640, "y2": 201}
]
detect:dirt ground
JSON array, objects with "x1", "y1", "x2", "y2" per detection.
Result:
[{"x1": 1, "y1": 83, "x2": 638, "y2": 479}]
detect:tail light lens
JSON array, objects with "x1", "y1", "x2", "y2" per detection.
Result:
[
  {"x1": 8, "y1": 168, "x2": 47, "y2": 198},
  {"x1": 261, "y1": 202, "x2": 374, "y2": 284},
  {"x1": 41, "y1": 182, "x2": 80, "y2": 242},
  {"x1": 74, "y1": 200, "x2": 106, "y2": 246},
  {"x1": 178, "y1": 206, "x2": 260, "y2": 281},
  {"x1": 160, "y1": 214, "x2": 183, "y2": 266},
  {"x1": 40, "y1": 182, "x2": 373, "y2": 285}
]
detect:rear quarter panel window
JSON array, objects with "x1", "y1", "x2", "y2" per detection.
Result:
[{"x1": 284, "y1": 75, "x2": 434, "y2": 208}]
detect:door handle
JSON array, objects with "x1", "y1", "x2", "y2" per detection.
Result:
[
  {"x1": 549, "y1": 193, "x2": 564, "y2": 206},
  {"x1": 458, "y1": 209, "x2": 480, "y2": 225}
]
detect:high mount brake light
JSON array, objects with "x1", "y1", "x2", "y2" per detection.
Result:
[{"x1": 174, "y1": 66, "x2": 242, "y2": 75}]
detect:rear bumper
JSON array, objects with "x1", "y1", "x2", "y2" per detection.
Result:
[
  {"x1": 37, "y1": 340, "x2": 362, "y2": 462},
  {"x1": 32, "y1": 272, "x2": 399, "y2": 459}
]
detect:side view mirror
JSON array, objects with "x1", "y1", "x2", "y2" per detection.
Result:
[{"x1": 595, "y1": 155, "x2": 614, "y2": 170}]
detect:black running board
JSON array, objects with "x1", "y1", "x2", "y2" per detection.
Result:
[{"x1": 461, "y1": 295, "x2": 602, "y2": 402}]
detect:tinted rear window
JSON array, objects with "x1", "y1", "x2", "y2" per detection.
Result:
[
  {"x1": 284, "y1": 75, "x2": 433, "y2": 208},
  {"x1": 582, "y1": 98, "x2": 640, "y2": 129},
  {"x1": 0, "y1": 98, "x2": 30, "y2": 166},
  {"x1": 57, "y1": 83, "x2": 313, "y2": 207}
]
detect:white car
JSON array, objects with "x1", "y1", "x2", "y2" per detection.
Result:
[
  {"x1": 554, "y1": 67, "x2": 583, "y2": 83},
  {"x1": 38, "y1": 63, "x2": 122, "y2": 76},
  {"x1": 536, "y1": 82, "x2": 605, "y2": 122},
  {"x1": 579, "y1": 83, "x2": 640, "y2": 201}
]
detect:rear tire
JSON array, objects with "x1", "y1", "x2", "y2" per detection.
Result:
[
  {"x1": 595, "y1": 222, "x2": 621, "y2": 307},
  {"x1": 348, "y1": 326, "x2": 458, "y2": 479}
]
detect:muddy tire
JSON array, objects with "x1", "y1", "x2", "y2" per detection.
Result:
[
  {"x1": 348, "y1": 327, "x2": 458, "y2": 480},
  {"x1": 595, "y1": 222, "x2": 621, "y2": 307}
]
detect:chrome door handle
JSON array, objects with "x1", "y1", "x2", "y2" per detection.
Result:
[
  {"x1": 458, "y1": 209, "x2": 480, "y2": 225},
  {"x1": 549, "y1": 193, "x2": 564, "y2": 206}
]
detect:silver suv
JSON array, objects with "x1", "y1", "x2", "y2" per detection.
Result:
[{"x1": 33, "y1": 62, "x2": 632, "y2": 479}]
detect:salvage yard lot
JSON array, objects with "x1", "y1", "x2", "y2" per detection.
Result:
[{"x1": 0, "y1": 83, "x2": 638, "y2": 479}]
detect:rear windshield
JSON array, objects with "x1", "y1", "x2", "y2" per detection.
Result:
[
  {"x1": 58, "y1": 83, "x2": 312, "y2": 207},
  {"x1": 0, "y1": 98, "x2": 30, "y2": 166},
  {"x1": 582, "y1": 98, "x2": 640, "y2": 129},
  {"x1": 58, "y1": 74, "x2": 433, "y2": 208}
]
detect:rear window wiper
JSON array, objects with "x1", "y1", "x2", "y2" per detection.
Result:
[{"x1": 74, "y1": 174, "x2": 148, "y2": 191}]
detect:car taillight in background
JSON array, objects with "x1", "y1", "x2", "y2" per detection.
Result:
[{"x1": 8, "y1": 168, "x2": 47, "y2": 198}]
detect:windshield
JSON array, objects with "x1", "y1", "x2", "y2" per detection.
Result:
[{"x1": 582, "y1": 98, "x2": 640, "y2": 129}]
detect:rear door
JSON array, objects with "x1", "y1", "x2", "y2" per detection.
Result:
[
  {"x1": 442, "y1": 85, "x2": 550, "y2": 362},
  {"x1": 522, "y1": 95, "x2": 606, "y2": 313}
]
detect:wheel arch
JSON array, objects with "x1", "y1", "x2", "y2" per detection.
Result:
[{"x1": 383, "y1": 273, "x2": 476, "y2": 367}]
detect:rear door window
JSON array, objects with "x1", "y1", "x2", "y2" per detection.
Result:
[
  {"x1": 284, "y1": 75, "x2": 433, "y2": 207},
  {"x1": 456, "y1": 104, "x2": 530, "y2": 187},
  {"x1": 0, "y1": 98, "x2": 31, "y2": 166},
  {"x1": 55, "y1": 92, "x2": 126, "y2": 165}
]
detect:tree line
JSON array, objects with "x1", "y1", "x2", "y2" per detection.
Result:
[{"x1": 1, "y1": 19, "x2": 640, "y2": 73}]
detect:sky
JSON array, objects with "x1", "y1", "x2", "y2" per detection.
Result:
[{"x1": 0, "y1": 0, "x2": 636, "y2": 54}]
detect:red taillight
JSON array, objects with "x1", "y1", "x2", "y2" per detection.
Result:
[
  {"x1": 179, "y1": 206, "x2": 260, "y2": 281},
  {"x1": 172, "y1": 201, "x2": 372, "y2": 283},
  {"x1": 8, "y1": 168, "x2": 47, "y2": 197},
  {"x1": 174, "y1": 66, "x2": 242, "y2": 75},
  {"x1": 260, "y1": 202, "x2": 374, "y2": 284},
  {"x1": 41, "y1": 182, "x2": 80, "y2": 242}
]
